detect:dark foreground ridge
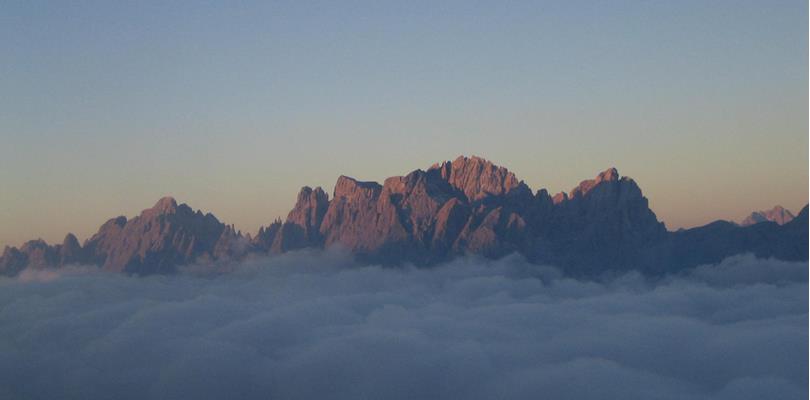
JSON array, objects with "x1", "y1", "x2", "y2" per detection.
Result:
[{"x1": 2, "y1": 156, "x2": 807, "y2": 277}]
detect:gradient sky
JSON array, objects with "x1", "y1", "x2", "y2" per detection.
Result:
[{"x1": 1, "y1": 0, "x2": 807, "y2": 248}]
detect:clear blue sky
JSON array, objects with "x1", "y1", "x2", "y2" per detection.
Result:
[{"x1": 1, "y1": 0, "x2": 807, "y2": 247}]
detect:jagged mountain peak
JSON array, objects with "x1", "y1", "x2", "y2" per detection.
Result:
[
  {"x1": 596, "y1": 167, "x2": 620, "y2": 183},
  {"x1": 333, "y1": 176, "x2": 382, "y2": 200},
  {"x1": 152, "y1": 196, "x2": 179, "y2": 214},
  {"x1": 269, "y1": 185, "x2": 332, "y2": 253},
  {"x1": 429, "y1": 155, "x2": 522, "y2": 201},
  {"x1": 297, "y1": 186, "x2": 328, "y2": 200},
  {"x1": 62, "y1": 233, "x2": 80, "y2": 246},
  {"x1": 568, "y1": 167, "x2": 625, "y2": 198},
  {"x1": 76, "y1": 197, "x2": 236, "y2": 274},
  {"x1": 1, "y1": 158, "x2": 805, "y2": 277},
  {"x1": 20, "y1": 239, "x2": 49, "y2": 252},
  {"x1": 140, "y1": 196, "x2": 209, "y2": 222},
  {"x1": 741, "y1": 205, "x2": 796, "y2": 226}
]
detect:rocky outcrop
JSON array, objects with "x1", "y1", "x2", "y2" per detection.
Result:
[
  {"x1": 538, "y1": 168, "x2": 667, "y2": 273},
  {"x1": 1, "y1": 156, "x2": 806, "y2": 277},
  {"x1": 211, "y1": 225, "x2": 249, "y2": 261},
  {"x1": 18, "y1": 239, "x2": 59, "y2": 269},
  {"x1": 430, "y1": 156, "x2": 525, "y2": 201},
  {"x1": 319, "y1": 176, "x2": 411, "y2": 257},
  {"x1": 0, "y1": 246, "x2": 27, "y2": 276},
  {"x1": 313, "y1": 158, "x2": 536, "y2": 263},
  {"x1": 454, "y1": 207, "x2": 527, "y2": 257},
  {"x1": 0, "y1": 233, "x2": 88, "y2": 275},
  {"x1": 270, "y1": 187, "x2": 329, "y2": 253},
  {"x1": 59, "y1": 233, "x2": 84, "y2": 265},
  {"x1": 741, "y1": 205, "x2": 795, "y2": 226},
  {"x1": 432, "y1": 198, "x2": 470, "y2": 252},
  {"x1": 81, "y1": 197, "x2": 243, "y2": 274},
  {"x1": 306, "y1": 160, "x2": 665, "y2": 268},
  {"x1": 252, "y1": 220, "x2": 282, "y2": 251}
]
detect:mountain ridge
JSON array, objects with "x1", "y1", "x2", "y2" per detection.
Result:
[
  {"x1": 740, "y1": 205, "x2": 796, "y2": 226},
  {"x1": 2, "y1": 156, "x2": 806, "y2": 277}
]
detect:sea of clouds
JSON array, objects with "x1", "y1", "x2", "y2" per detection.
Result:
[{"x1": 0, "y1": 251, "x2": 806, "y2": 400}]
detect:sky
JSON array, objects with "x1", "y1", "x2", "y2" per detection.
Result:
[{"x1": 1, "y1": 0, "x2": 807, "y2": 247}]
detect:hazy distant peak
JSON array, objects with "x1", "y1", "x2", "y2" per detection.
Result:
[
  {"x1": 62, "y1": 233, "x2": 80, "y2": 248},
  {"x1": 20, "y1": 238, "x2": 49, "y2": 251},
  {"x1": 740, "y1": 205, "x2": 795, "y2": 226}
]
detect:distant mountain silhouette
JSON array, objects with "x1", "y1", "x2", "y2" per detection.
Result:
[
  {"x1": 2, "y1": 156, "x2": 806, "y2": 277},
  {"x1": 740, "y1": 205, "x2": 795, "y2": 226}
]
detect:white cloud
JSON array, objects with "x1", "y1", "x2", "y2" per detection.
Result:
[{"x1": 0, "y1": 251, "x2": 805, "y2": 400}]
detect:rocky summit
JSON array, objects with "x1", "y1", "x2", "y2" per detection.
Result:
[
  {"x1": 741, "y1": 205, "x2": 796, "y2": 226},
  {"x1": 2, "y1": 156, "x2": 807, "y2": 277}
]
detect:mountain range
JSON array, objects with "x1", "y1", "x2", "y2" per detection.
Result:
[
  {"x1": 740, "y1": 205, "x2": 795, "y2": 226},
  {"x1": 2, "y1": 156, "x2": 807, "y2": 277}
]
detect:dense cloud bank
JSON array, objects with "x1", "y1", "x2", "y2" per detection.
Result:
[{"x1": 0, "y1": 252, "x2": 806, "y2": 400}]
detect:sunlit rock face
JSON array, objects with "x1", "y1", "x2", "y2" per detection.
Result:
[
  {"x1": 741, "y1": 205, "x2": 796, "y2": 226},
  {"x1": 81, "y1": 197, "x2": 244, "y2": 274},
  {"x1": 270, "y1": 186, "x2": 329, "y2": 253},
  {"x1": 1, "y1": 233, "x2": 89, "y2": 275},
  {"x1": 431, "y1": 155, "x2": 525, "y2": 201},
  {"x1": 1, "y1": 156, "x2": 807, "y2": 276}
]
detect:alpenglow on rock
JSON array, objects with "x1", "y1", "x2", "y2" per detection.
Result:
[
  {"x1": 740, "y1": 205, "x2": 796, "y2": 226},
  {"x1": 1, "y1": 156, "x2": 807, "y2": 276},
  {"x1": 7, "y1": 197, "x2": 249, "y2": 276},
  {"x1": 83, "y1": 196, "x2": 247, "y2": 274}
]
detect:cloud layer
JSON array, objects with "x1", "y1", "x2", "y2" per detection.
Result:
[{"x1": 0, "y1": 252, "x2": 806, "y2": 400}]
